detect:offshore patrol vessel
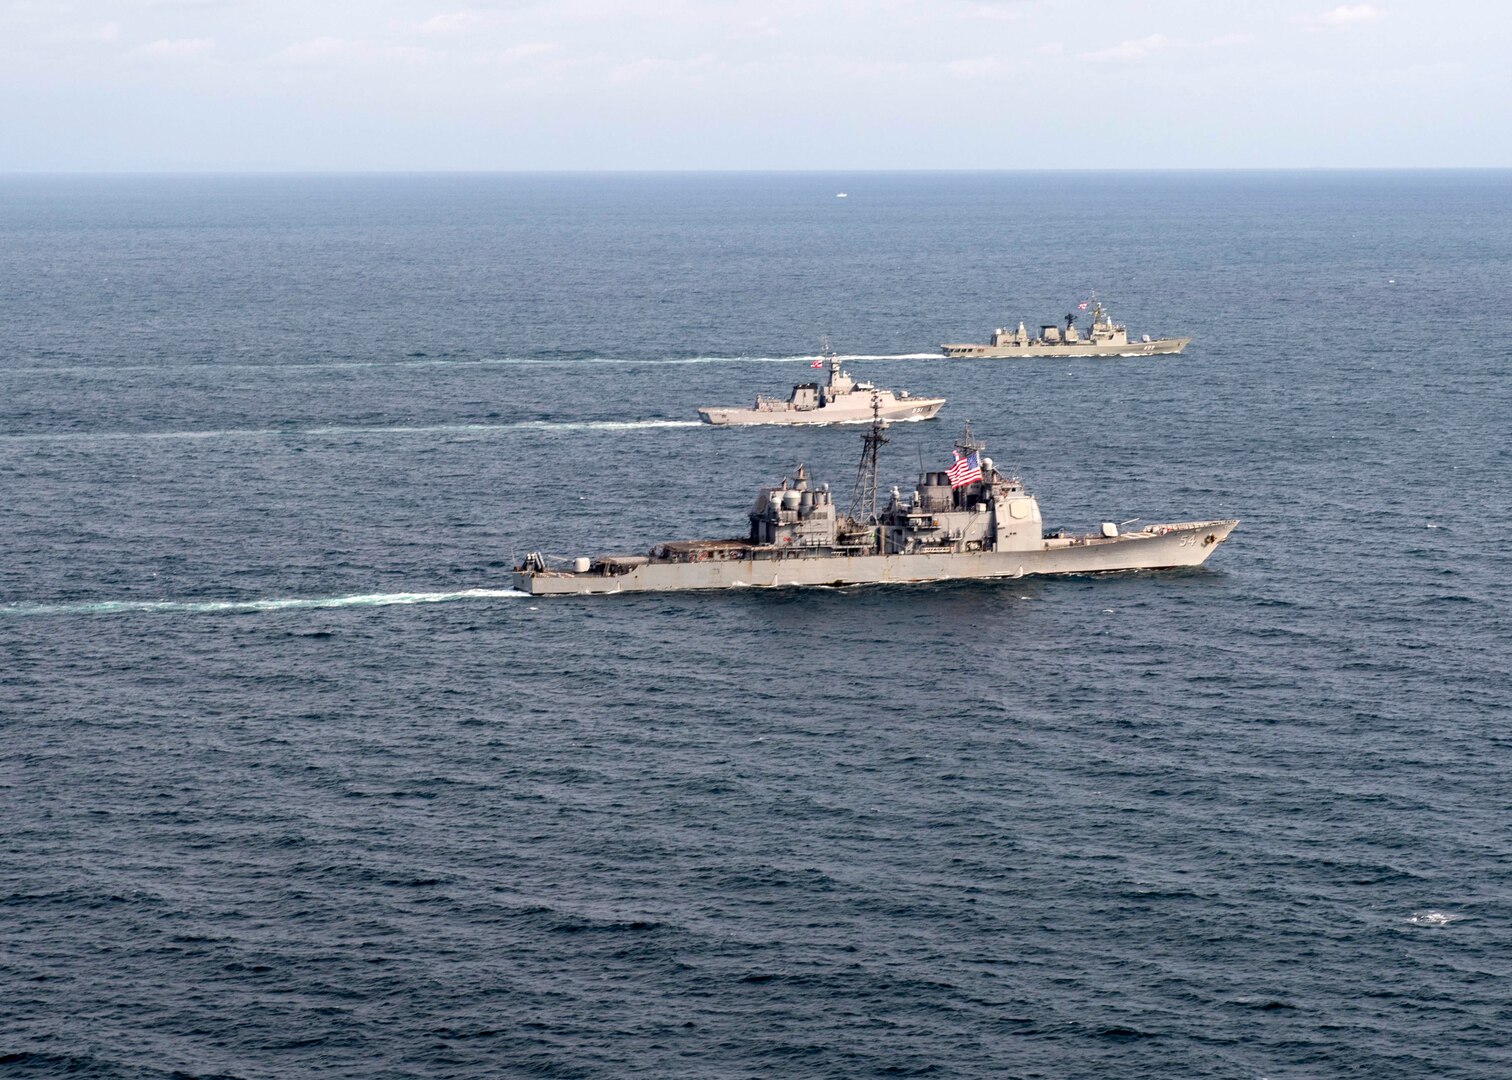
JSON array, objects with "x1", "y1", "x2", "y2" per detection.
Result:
[
  {"x1": 513, "y1": 419, "x2": 1237, "y2": 596},
  {"x1": 941, "y1": 301, "x2": 1191, "y2": 358},
  {"x1": 697, "y1": 341, "x2": 945, "y2": 426}
]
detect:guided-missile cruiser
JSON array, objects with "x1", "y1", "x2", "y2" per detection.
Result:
[{"x1": 513, "y1": 418, "x2": 1237, "y2": 596}]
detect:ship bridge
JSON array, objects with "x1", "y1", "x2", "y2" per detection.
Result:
[{"x1": 876, "y1": 458, "x2": 1042, "y2": 555}]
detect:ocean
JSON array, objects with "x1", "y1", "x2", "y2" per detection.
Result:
[{"x1": 1, "y1": 171, "x2": 1509, "y2": 1078}]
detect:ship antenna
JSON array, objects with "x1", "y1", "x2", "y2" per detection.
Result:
[
  {"x1": 821, "y1": 334, "x2": 839, "y2": 383},
  {"x1": 847, "y1": 393, "x2": 890, "y2": 524},
  {"x1": 956, "y1": 419, "x2": 984, "y2": 456}
]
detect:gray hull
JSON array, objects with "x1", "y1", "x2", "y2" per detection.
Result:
[
  {"x1": 699, "y1": 396, "x2": 946, "y2": 426},
  {"x1": 940, "y1": 337, "x2": 1191, "y2": 359},
  {"x1": 516, "y1": 520, "x2": 1237, "y2": 596}
]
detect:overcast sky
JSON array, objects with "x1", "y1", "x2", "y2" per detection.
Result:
[{"x1": 3, "y1": 0, "x2": 1508, "y2": 171}]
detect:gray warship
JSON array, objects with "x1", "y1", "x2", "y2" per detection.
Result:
[
  {"x1": 513, "y1": 419, "x2": 1236, "y2": 596},
  {"x1": 697, "y1": 342, "x2": 945, "y2": 426},
  {"x1": 941, "y1": 301, "x2": 1191, "y2": 358}
]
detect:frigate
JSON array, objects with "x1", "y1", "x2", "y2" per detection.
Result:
[
  {"x1": 513, "y1": 419, "x2": 1237, "y2": 596},
  {"x1": 697, "y1": 341, "x2": 945, "y2": 426},
  {"x1": 941, "y1": 301, "x2": 1191, "y2": 358}
]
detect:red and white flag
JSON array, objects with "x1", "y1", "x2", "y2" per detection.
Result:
[{"x1": 811, "y1": 358, "x2": 824, "y2": 368}]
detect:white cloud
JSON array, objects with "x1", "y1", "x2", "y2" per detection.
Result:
[
  {"x1": 607, "y1": 55, "x2": 671, "y2": 83},
  {"x1": 274, "y1": 37, "x2": 439, "y2": 65},
  {"x1": 1294, "y1": 5, "x2": 1386, "y2": 30},
  {"x1": 951, "y1": 29, "x2": 1247, "y2": 75},
  {"x1": 40, "y1": 20, "x2": 123, "y2": 43},
  {"x1": 957, "y1": 2, "x2": 1027, "y2": 23},
  {"x1": 832, "y1": 58, "x2": 915, "y2": 80},
  {"x1": 499, "y1": 42, "x2": 556, "y2": 62},
  {"x1": 413, "y1": 10, "x2": 501, "y2": 37},
  {"x1": 607, "y1": 51, "x2": 731, "y2": 84},
  {"x1": 732, "y1": 15, "x2": 781, "y2": 40},
  {"x1": 136, "y1": 37, "x2": 214, "y2": 58},
  {"x1": 1086, "y1": 34, "x2": 1170, "y2": 62},
  {"x1": 946, "y1": 56, "x2": 1005, "y2": 79},
  {"x1": 1084, "y1": 33, "x2": 1251, "y2": 63}
]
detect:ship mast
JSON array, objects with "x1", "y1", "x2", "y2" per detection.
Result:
[
  {"x1": 847, "y1": 394, "x2": 889, "y2": 524},
  {"x1": 1085, "y1": 291, "x2": 1103, "y2": 327},
  {"x1": 955, "y1": 419, "x2": 984, "y2": 456},
  {"x1": 821, "y1": 333, "x2": 843, "y2": 393}
]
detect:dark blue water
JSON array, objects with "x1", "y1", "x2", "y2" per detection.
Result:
[{"x1": 2, "y1": 172, "x2": 1510, "y2": 1078}]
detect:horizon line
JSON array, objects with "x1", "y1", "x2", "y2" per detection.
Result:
[{"x1": 3, "y1": 166, "x2": 1511, "y2": 178}]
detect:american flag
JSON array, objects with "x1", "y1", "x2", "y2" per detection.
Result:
[{"x1": 947, "y1": 451, "x2": 982, "y2": 489}]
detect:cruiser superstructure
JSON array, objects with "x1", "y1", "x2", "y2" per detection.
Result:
[
  {"x1": 941, "y1": 301, "x2": 1190, "y2": 358},
  {"x1": 514, "y1": 420, "x2": 1236, "y2": 596},
  {"x1": 697, "y1": 341, "x2": 945, "y2": 426}
]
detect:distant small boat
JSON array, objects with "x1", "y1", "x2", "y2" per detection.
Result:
[{"x1": 836, "y1": 192, "x2": 848, "y2": 198}]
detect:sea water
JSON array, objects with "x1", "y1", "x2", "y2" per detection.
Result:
[{"x1": 1, "y1": 172, "x2": 1509, "y2": 1078}]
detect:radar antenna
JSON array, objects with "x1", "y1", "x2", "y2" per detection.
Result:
[
  {"x1": 847, "y1": 393, "x2": 890, "y2": 524},
  {"x1": 955, "y1": 419, "x2": 984, "y2": 456},
  {"x1": 820, "y1": 334, "x2": 840, "y2": 386}
]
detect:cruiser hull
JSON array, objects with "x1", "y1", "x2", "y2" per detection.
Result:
[
  {"x1": 940, "y1": 337, "x2": 1191, "y2": 359},
  {"x1": 698, "y1": 397, "x2": 946, "y2": 426},
  {"x1": 515, "y1": 519, "x2": 1237, "y2": 596}
]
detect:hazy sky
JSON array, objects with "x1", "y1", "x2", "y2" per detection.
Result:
[{"x1": 3, "y1": 0, "x2": 1508, "y2": 170}]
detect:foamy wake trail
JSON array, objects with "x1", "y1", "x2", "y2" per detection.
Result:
[
  {"x1": 3, "y1": 353, "x2": 943, "y2": 377},
  {"x1": 1, "y1": 419, "x2": 705, "y2": 444},
  {"x1": 2, "y1": 588, "x2": 528, "y2": 618},
  {"x1": 656, "y1": 356, "x2": 937, "y2": 370},
  {"x1": 304, "y1": 419, "x2": 705, "y2": 436},
  {"x1": 1407, "y1": 911, "x2": 1463, "y2": 927},
  {"x1": 513, "y1": 419, "x2": 704, "y2": 432}
]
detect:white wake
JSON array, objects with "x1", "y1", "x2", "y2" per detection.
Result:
[
  {"x1": 2, "y1": 352, "x2": 944, "y2": 377},
  {"x1": 1, "y1": 588, "x2": 528, "y2": 618},
  {"x1": 0, "y1": 419, "x2": 706, "y2": 444}
]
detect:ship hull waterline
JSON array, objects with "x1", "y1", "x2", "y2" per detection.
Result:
[
  {"x1": 515, "y1": 519, "x2": 1237, "y2": 596},
  {"x1": 940, "y1": 337, "x2": 1191, "y2": 359},
  {"x1": 698, "y1": 397, "x2": 946, "y2": 426}
]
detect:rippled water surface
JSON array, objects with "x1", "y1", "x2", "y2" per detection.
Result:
[{"x1": 2, "y1": 172, "x2": 1510, "y2": 1079}]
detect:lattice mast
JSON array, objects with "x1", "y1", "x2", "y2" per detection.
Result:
[{"x1": 847, "y1": 394, "x2": 890, "y2": 524}]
